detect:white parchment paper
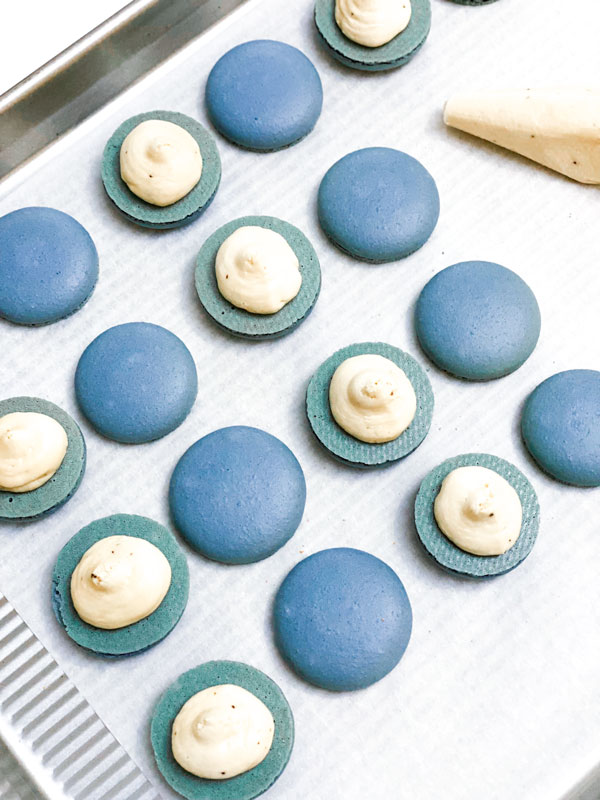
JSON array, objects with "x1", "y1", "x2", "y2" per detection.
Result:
[{"x1": 1, "y1": 1, "x2": 600, "y2": 798}]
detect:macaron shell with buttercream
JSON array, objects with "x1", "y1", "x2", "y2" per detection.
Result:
[
  {"x1": 102, "y1": 110, "x2": 221, "y2": 229},
  {"x1": 306, "y1": 342, "x2": 434, "y2": 467},
  {"x1": 314, "y1": 0, "x2": 431, "y2": 71},
  {"x1": 415, "y1": 453, "x2": 540, "y2": 578},
  {"x1": 52, "y1": 513, "x2": 189, "y2": 657},
  {"x1": 151, "y1": 661, "x2": 294, "y2": 800},
  {"x1": 0, "y1": 397, "x2": 86, "y2": 521},
  {"x1": 195, "y1": 216, "x2": 321, "y2": 340}
]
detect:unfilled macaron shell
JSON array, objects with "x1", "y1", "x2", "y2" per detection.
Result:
[
  {"x1": 102, "y1": 110, "x2": 221, "y2": 229},
  {"x1": 52, "y1": 514, "x2": 189, "y2": 656},
  {"x1": 195, "y1": 216, "x2": 321, "y2": 340},
  {"x1": 0, "y1": 207, "x2": 98, "y2": 325},
  {"x1": 75, "y1": 322, "x2": 198, "y2": 444},
  {"x1": 205, "y1": 40, "x2": 323, "y2": 151},
  {"x1": 521, "y1": 369, "x2": 600, "y2": 487},
  {"x1": 314, "y1": 0, "x2": 431, "y2": 71},
  {"x1": 318, "y1": 147, "x2": 440, "y2": 262},
  {"x1": 274, "y1": 547, "x2": 412, "y2": 691},
  {"x1": 415, "y1": 261, "x2": 541, "y2": 380},
  {"x1": 169, "y1": 426, "x2": 306, "y2": 564},
  {"x1": 415, "y1": 453, "x2": 540, "y2": 578},
  {"x1": 306, "y1": 342, "x2": 434, "y2": 467},
  {"x1": 0, "y1": 397, "x2": 86, "y2": 521},
  {"x1": 151, "y1": 660, "x2": 294, "y2": 800}
]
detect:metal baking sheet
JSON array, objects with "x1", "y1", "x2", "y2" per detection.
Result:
[
  {"x1": 0, "y1": 0, "x2": 247, "y2": 180},
  {"x1": 1, "y1": 0, "x2": 599, "y2": 798},
  {"x1": 0, "y1": 591, "x2": 160, "y2": 800}
]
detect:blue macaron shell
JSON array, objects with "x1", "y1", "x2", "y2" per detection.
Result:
[
  {"x1": 0, "y1": 207, "x2": 98, "y2": 325},
  {"x1": 521, "y1": 369, "x2": 600, "y2": 487},
  {"x1": 317, "y1": 147, "x2": 440, "y2": 262},
  {"x1": 75, "y1": 322, "x2": 198, "y2": 444},
  {"x1": 415, "y1": 261, "x2": 541, "y2": 380},
  {"x1": 205, "y1": 40, "x2": 323, "y2": 151},
  {"x1": 169, "y1": 426, "x2": 306, "y2": 564},
  {"x1": 274, "y1": 547, "x2": 412, "y2": 691}
]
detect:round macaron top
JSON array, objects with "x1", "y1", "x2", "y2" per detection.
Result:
[
  {"x1": 274, "y1": 547, "x2": 412, "y2": 691},
  {"x1": 75, "y1": 322, "x2": 198, "y2": 444},
  {"x1": 151, "y1": 660, "x2": 294, "y2": 800},
  {"x1": 521, "y1": 369, "x2": 600, "y2": 487},
  {"x1": 317, "y1": 147, "x2": 440, "y2": 262},
  {"x1": 52, "y1": 513, "x2": 189, "y2": 657},
  {"x1": 102, "y1": 110, "x2": 221, "y2": 229},
  {"x1": 195, "y1": 216, "x2": 321, "y2": 340},
  {"x1": 0, "y1": 207, "x2": 98, "y2": 326},
  {"x1": 415, "y1": 453, "x2": 540, "y2": 578},
  {"x1": 0, "y1": 396, "x2": 86, "y2": 521},
  {"x1": 306, "y1": 342, "x2": 434, "y2": 467},
  {"x1": 205, "y1": 40, "x2": 323, "y2": 151},
  {"x1": 314, "y1": 0, "x2": 431, "y2": 72},
  {"x1": 169, "y1": 426, "x2": 306, "y2": 564},
  {"x1": 415, "y1": 260, "x2": 541, "y2": 381}
]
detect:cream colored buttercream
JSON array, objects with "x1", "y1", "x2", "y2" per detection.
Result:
[
  {"x1": 120, "y1": 119, "x2": 202, "y2": 206},
  {"x1": 444, "y1": 87, "x2": 600, "y2": 184},
  {"x1": 215, "y1": 226, "x2": 302, "y2": 314},
  {"x1": 335, "y1": 0, "x2": 412, "y2": 47},
  {"x1": 70, "y1": 535, "x2": 171, "y2": 629},
  {"x1": 0, "y1": 412, "x2": 68, "y2": 493},
  {"x1": 434, "y1": 466, "x2": 523, "y2": 556},
  {"x1": 329, "y1": 354, "x2": 416, "y2": 443},
  {"x1": 172, "y1": 684, "x2": 274, "y2": 780}
]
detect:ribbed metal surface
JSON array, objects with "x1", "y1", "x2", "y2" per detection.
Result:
[{"x1": 0, "y1": 593, "x2": 161, "y2": 800}]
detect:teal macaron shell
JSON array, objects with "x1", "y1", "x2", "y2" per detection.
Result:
[
  {"x1": 195, "y1": 216, "x2": 321, "y2": 340},
  {"x1": 0, "y1": 397, "x2": 86, "y2": 521},
  {"x1": 151, "y1": 661, "x2": 294, "y2": 800},
  {"x1": 52, "y1": 514, "x2": 189, "y2": 656},
  {"x1": 306, "y1": 342, "x2": 434, "y2": 467},
  {"x1": 101, "y1": 110, "x2": 221, "y2": 229},
  {"x1": 415, "y1": 453, "x2": 540, "y2": 578},
  {"x1": 314, "y1": 0, "x2": 431, "y2": 71}
]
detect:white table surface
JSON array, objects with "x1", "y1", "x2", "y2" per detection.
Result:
[{"x1": 0, "y1": 1, "x2": 128, "y2": 95}]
